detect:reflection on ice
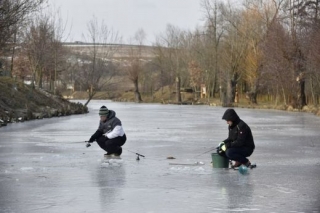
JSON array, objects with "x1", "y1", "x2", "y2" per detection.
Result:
[
  {"x1": 100, "y1": 159, "x2": 124, "y2": 167},
  {"x1": 169, "y1": 166, "x2": 206, "y2": 174}
]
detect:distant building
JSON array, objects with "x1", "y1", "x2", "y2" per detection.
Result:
[{"x1": 23, "y1": 75, "x2": 34, "y2": 85}]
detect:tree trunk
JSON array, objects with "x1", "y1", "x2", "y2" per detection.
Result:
[
  {"x1": 84, "y1": 97, "x2": 92, "y2": 107},
  {"x1": 297, "y1": 76, "x2": 306, "y2": 109},
  {"x1": 294, "y1": 48, "x2": 306, "y2": 109},
  {"x1": 37, "y1": 69, "x2": 43, "y2": 89},
  {"x1": 134, "y1": 79, "x2": 142, "y2": 103},
  {"x1": 84, "y1": 85, "x2": 95, "y2": 107},
  {"x1": 282, "y1": 87, "x2": 286, "y2": 105},
  {"x1": 230, "y1": 80, "x2": 236, "y2": 104},
  {"x1": 10, "y1": 32, "x2": 17, "y2": 78},
  {"x1": 226, "y1": 72, "x2": 238, "y2": 106},
  {"x1": 211, "y1": 70, "x2": 217, "y2": 98},
  {"x1": 248, "y1": 80, "x2": 258, "y2": 104},
  {"x1": 175, "y1": 76, "x2": 181, "y2": 103},
  {"x1": 221, "y1": 89, "x2": 227, "y2": 107}
]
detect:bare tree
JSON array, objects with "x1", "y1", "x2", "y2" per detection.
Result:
[
  {"x1": 22, "y1": 15, "x2": 56, "y2": 89},
  {"x1": 200, "y1": 0, "x2": 225, "y2": 99},
  {"x1": 154, "y1": 24, "x2": 189, "y2": 103},
  {"x1": 261, "y1": 20, "x2": 293, "y2": 105},
  {"x1": 0, "y1": 0, "x2": 44, "y2": 76},
  {"x1": 188, "y1": 60, "x2": 202, "y2": 99},
  {"x1": 219, "y1": 3, "x2": 248, "y2": 106},
  {"x1": 125, "y1": 29, "x2": 146, "y2": 103},
  {"x1": 48, "y1": 6, "x2": 70, "y2": 94},
  {"x1": 306, "y1": 10, "x2": 320, "y2": 105},
  {"x1": 140, "y1": 60, "x2": 160, "y2": 100},
  {"x1": 74, "y1": 16, "x2": 122, "y2": 106},
  {"x1": 241, "y1": 0, "x2": 284, "y2": 104}
]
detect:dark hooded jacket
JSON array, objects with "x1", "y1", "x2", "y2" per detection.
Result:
[{"x1": 222, "y1": 109, "x2": 255, "y2": 150}]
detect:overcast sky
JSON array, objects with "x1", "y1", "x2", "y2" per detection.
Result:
[{"x1": 46, "y1": 0, "x2": 207, "y2": 45}]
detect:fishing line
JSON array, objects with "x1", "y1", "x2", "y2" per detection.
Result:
[
  {"x1": 122, "y1": 148, "x2": 145, "y2": 160},
  {"x1": 193, "y1": 146, "x2": 218, "y2": 158},
  {"x1": 84, "y1": 141, "x2": 148, "y2": 161},
  {"x1": 84, "y1": 140, "x2": 212, "y2": 164}
]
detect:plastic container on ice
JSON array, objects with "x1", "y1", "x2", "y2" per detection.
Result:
[{"x1": 211, "y1": 153, "x2": 229, "y2": 168}]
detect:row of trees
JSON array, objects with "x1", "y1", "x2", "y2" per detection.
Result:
[
  {"x1": 0, "y1": 0, "x2": 67, "y2": 93},
  {"x1": 148, "y1": 0, "x2": 320, "y2": 108},
  {"x1": 0, "y1": 0, "x2": 43, "y2": 76},
  {"x1": 1, "y1": 0, "x2": 320, "y2": 108},
  {"x1": 1, "y1": 1, "x2": 122, "y2": 106}
]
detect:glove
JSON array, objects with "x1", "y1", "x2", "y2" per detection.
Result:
[
  {"x1": 217, "y1": 142, "x2": 226, "y2": 153},
  {"x1": 88, "y1": 136, "x2": 95, "y2": 143},
  {"x1": 89, "y1": 130, "x2": 103, "y2": 142},
  {"x1": 218, "y1": 142, "x2": 224, "y2": 147}
]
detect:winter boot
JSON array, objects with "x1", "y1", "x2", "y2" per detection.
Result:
[
  {"x1": 244, "y1": 160, "x2": 251, "y2": 167},
  {"x1": 104, "y1": 152, "x2": 114, "y2": 157},
  {"x1": 114, "y1": 147, "x2": 122, "y2": 156},
  {"x1": 233, "y1": 161, "x2": 242, "y2": 168}
]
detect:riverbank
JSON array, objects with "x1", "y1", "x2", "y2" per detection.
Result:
[
  {"x1": 63, "y1": 89, "x2": 320, "y2": 117},
  {"x1": 0, "y1": 77, "x2": 88, "y2": 126},
  {"x1": 1, "y1": 75, "x2": 319, "y2": 128}
]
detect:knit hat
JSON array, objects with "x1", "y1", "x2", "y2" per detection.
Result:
[{"x1": 99, "y1": 105, "x2": 109, "y2": 116}]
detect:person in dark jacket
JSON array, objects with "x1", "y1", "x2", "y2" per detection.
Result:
[
  {"x1": 218, "y1": 109, "x2": 255, "y2": 167},
  {"x1": 88, "y1": 105, "x2": 126, "y2": 156}
]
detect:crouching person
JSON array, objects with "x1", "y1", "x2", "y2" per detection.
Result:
[
  {"x1": 88, "y1": 105, "x2": 126, "y2": 156},
  {"x1": 218, "y1": 109, "x2": 255, "y2": 167}
]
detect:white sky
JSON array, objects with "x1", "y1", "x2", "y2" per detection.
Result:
[{"x1": 46, "y1": 0, "x2": 207, "y2": 45}]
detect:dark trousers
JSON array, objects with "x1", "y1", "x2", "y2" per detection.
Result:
[
  {"x1": 221, "y1": 147, "x2": 253, "y2": 164},
  {"x1": 96, "y1": 134, "x2": 126, "y2": 154}
]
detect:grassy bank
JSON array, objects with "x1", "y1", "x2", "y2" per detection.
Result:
[{"x1": 62, "y1": 87, "x2": 320, "y2": 117}]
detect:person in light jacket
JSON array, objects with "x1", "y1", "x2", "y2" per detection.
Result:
[{"x1": 88, "y1": 105, "x2": 126, "y2": 156}]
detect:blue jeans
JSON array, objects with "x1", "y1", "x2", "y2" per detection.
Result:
[{"x1": 225, "y1": 147, "x2": 253, "y2": 164}]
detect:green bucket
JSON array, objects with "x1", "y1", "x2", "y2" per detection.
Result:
[{"x1": 211, "y1": 153, "x2": 229, "y2": 168}]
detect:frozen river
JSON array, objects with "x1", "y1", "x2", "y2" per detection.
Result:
[{"x1": 1, "y1": 100, "x2": 320, "y2": 213}]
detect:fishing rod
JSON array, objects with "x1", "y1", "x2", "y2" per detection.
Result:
[
  {"x1": 84, "y1": 141, "x2": 145, "y2": 160},
  {"x1": 123, "y1": 148, "x2": 145, "y2": 160},
  {"x1": 193, "y1": 146, "x2": 219, "y2": 158},
  {"x1": 85, "y1": 141, "x2": 91, "y2": 147}
]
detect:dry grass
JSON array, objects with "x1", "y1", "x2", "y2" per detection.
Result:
[{"x1": 61, "y1": 84, "x2": 320, "y2": 117}]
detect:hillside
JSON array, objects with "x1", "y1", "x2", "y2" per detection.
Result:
[{"x1": 0, "y1": 77, "x2": 88, "y2": 126}]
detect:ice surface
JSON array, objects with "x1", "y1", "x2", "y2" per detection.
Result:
[{"x1": 1, "y1": 100, "x2": 320, "y2": 213}]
